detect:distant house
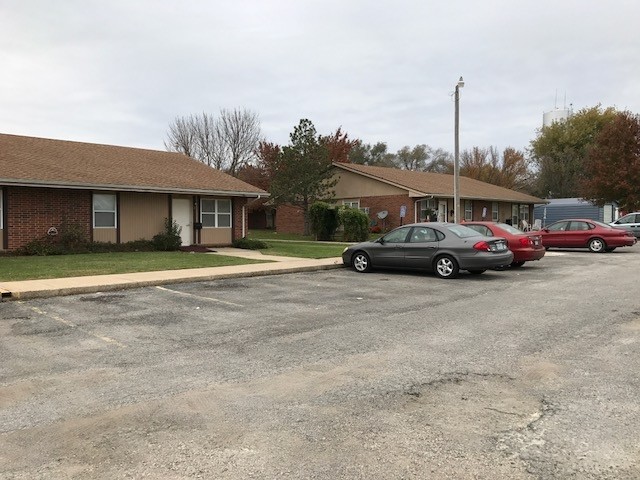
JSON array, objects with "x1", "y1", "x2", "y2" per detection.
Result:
[
  {"x1": 533, "y1": 198, "x2": 618, "y2": 227},
  {"x1": 0, "y1": 133, "x2": 267, "y2": 251},
  {"x1": 275, "y1": 162, "x2": 545, "y2": 234}
]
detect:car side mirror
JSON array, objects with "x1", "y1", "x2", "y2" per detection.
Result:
[
  {"x1": 543, "y1": 228, "x2": 549, "y2": 232},
  {"x1": 376, "y1": 237, "x2": 385, "y2": 244}
]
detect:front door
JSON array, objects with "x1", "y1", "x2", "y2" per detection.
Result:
[
  {"x1": 172, "y1": 198, "x2": 192, "y2": 246},
  {"x1": 438, "y1": 201, "x2": 448, "y2": 222}
]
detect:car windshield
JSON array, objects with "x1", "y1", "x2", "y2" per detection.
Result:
[
  {"x1": 445, "y1": 224, "x2": 484, "y2": 238},
  {"x1": 496, "y1": 223, "x2": 525, "y2": 235}
]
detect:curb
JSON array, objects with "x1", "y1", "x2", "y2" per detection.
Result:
[{"x1": 1, "y1": 262, "x2": 345, "y2": 301}]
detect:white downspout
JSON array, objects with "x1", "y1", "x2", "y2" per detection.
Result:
[{"x1": 242, "y1": 204, "x2": 246, "y2": 238}]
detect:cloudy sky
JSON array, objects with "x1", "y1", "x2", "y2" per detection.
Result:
[{"x1": 2, "y1": 1, "x2": 639, "y2": 156}]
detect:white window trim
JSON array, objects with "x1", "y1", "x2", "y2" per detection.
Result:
[
  {"x1": 342, "y1": 199, "x2": 360, "y2": 209},
  {"x1": 464, "y1": 200, "x2": 473, "y2": 221},
  {"x1": 93, "y1": 193, "x2": 117, "y2": 228},
  {"x1": 201, "y1": 198, "x2": 232, "y2": 228},
  {"x1": 492, "y1": 202, "x2": 499, "y2": 221}
]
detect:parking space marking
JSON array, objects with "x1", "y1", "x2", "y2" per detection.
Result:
[
  {"x1": 24, "y1": 304, "x2": 127, "y2": 348},
  {"x1": 155, "y1": 286, "x2": 244, "y2": 307}
]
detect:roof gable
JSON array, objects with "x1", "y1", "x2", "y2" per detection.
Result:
[
  {"x1": 333, "y1": 162, "x2": 543, "y2": 203},
  {"x1": 0, "y1": 133, "x2": 266, "y2": 196}
]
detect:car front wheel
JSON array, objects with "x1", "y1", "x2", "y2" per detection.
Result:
[
  {"x1": 588, "y1": 237, "x2": 606, "y2": 253},
  {"x1": 433, "y1": 255, "x2": 459, "y2": 279},
  {"x1": 352, "y1": 251, "x2": 372, "y2": 273}
]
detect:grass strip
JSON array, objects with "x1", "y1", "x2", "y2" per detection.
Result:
[{"x1": 0, "y1": 252, "x2": 268, "y2": 281}]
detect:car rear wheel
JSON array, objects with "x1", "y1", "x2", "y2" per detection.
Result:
[
  {"x1": 468, "y1": 269, "x2": 486, "y2": 275},
  {"x1": 588, "y1": 237, "x2": 606, "y2": 253},
  {"x1": 352, "y1": 251, "x2": 372, "y2": 273},
  {"x1": 433, "y1": 255, "x2": 459, "y2": 279},
  {"x1": 511, "y1": 261, "x2": 525, "y2": 268}
]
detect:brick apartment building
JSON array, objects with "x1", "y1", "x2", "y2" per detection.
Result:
[
  {"x1": 0, "y1": 133, "x2": 266, "y2": 251},
  {"x1": 274, "y1": 162, "x2": 544, "y2": 234}
]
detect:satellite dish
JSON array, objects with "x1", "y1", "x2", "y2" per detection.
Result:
[{"x1": 377, "y1": 210, "x2": 388, "y2": 219}]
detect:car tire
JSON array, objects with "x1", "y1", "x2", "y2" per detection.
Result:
[
  {"x1": 511, "y1": 261, "x2": 525, "y2": 268},
  {"x1": 588, "y1": 237, "x2": 606, "y2": 253},
  {"x1": 605, "y1": 247, "x2": 616, "y2": 252},
  {"x1": 352, "y1": 251, "x2": 372, "y2": 273},
  {"x1": 468, "y1": 269, "x2": 486, "y2": 275},
  {"x1": 433, "y1": 255, "x2": 459, "y2": 279}
]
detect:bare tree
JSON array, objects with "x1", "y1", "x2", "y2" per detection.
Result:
[
  {"x1": 216, "y1": 108, "x2": 262, "y2": 175},
  {"x1": 164, "y1": 114, "x2": 198, "y2": 159},
  {"x1": 165, "y1": 109, "x2": 261, "y2": 175}
]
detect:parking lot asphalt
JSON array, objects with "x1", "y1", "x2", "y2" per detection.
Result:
[{"x1": 1, "y1": 247, "x2": 639, "y2": 479}]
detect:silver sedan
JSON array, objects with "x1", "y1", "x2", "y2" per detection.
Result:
[{"x1": 342, "y1": 222, "x2": 513, "y2": 279}]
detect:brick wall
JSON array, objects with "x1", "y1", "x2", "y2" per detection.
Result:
[
  {"x1": 233, "y1": 197, "x2": 249, "y2": 240},
  {"x1": 359, "y1": 195, "x2": 415, "y2": 231},
  {"x1": 275, "y1": 196, "x2": 415, "y2": 235},
  {"x1": 276, "y1": 204, "x2": 306, "y2": 234},
  {"x1": 6, "y1": 187, "x2": 92, "y2": 250}
]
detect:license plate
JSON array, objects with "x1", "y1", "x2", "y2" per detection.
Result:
[{"x1": 491, "y1": 242, "x2": 506, "y2": 252}]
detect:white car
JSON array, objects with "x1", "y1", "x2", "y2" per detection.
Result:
[{"x1": 610, "y1": 212, "x2": 640, "y2": 238}]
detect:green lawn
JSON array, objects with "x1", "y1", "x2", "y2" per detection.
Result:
[
  {"x1": 259, "y1": 240, "x2": 349, "y2": 259},
  {"x1": 0, "y1": 252, "x2": 268, "y2": 282}
]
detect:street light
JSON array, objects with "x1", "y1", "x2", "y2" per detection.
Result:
[{"x1": 453, "y1": 76, "x2": 464, "y2": 223}]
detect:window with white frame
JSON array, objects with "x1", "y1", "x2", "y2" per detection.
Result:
[
  {"x1": 492, "y1": 202, "x2": 499, "y2": 221},
  {"x1": 93, "y1": 193, "x2": 117, "y2": 228},
  {"x1": 342, "y1": 199, "x2": 360, "y2": 209},
  {"x1": 464, "y1": 200, "x2": 473, "y2": 221},
  {"x1": 519, "y1": 204, "x2": 530, "y2": 222},
  {"x1": 511, "y1": 204, "x2": 519, "y2": 225},
  {"x1": 419, "y1": 198, "x2": 436, "y2": 220},
  {"x1": 201, "y1": 198, "x2": 232, "y2": 227}
]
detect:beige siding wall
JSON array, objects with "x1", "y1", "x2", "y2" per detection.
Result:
[
  {"x1": 120, "y1": 192, "x2": 169, "y2": 242},
  {"x1": 93, "y1": 228, "x2": 117, "y2": 243},
  {"x1": 200, "y1": 228, "x2": 232, "y2": 245},
  {"x1": 332, "y1": 170, "x2": 406, "y2": 198}
]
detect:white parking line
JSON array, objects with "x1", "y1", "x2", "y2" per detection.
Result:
[
  {"x1": 25, "y1": 304, "x2": 127, "y2": 348},
  {"x1": 155, "y1": 286, "x2": 244, "y2": 307}
]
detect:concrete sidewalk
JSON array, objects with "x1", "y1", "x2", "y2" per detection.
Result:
[{"x1": 0, "y1": 248, "x2": 345, "y2": 301}]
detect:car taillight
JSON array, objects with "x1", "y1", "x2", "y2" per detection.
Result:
[
  {"x1": 518, "y1": 237, "x2": 531, "y2": 247},
  {"x1": 473, "y1": 241, "x2": 491, "y2": 251}
]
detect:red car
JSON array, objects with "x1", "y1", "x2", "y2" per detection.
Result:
[
  {"x1": 537, "y1": 218, "x2": 637, "y2": 253},
  {"x1": 464, "y1": 221, "x2": 545, "y2": 267}
]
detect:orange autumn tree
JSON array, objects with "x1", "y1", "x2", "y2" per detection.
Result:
[{"x1": 581, "y1": 110, "x2": 640, "y2": 211}]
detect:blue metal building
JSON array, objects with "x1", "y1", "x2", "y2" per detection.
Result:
[{"x1": 533, "y1": 198, "x2": 618, "y2": 227}]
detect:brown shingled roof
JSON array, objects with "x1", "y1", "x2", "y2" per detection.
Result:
[
  {"x1": 333, "y1": 162, "x2": 543, "y2": 203},
  {"x1": 0, "y1": 133, "x2": 267, "y2": 197}
]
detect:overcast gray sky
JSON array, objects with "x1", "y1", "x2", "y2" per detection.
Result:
[{"x1": 2, "y1": 1, "x2": 639, "y2": 156}]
